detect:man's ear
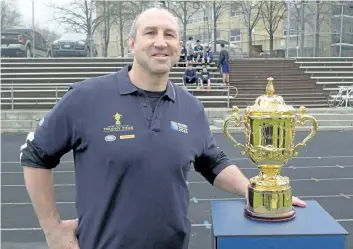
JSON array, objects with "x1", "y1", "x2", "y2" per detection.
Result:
[{"x1": 128, "y1": 36, "x2": 135, "y2": 54}]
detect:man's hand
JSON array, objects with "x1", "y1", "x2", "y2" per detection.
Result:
[
  {"x1": 44, "y1": 219, "x2": 80, "y2": 249},
  {"x1": 292, "y1": 196, "x2": 306, "y2": 208}
]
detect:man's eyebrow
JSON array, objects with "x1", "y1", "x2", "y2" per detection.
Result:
[{"x1": 142, "y1": 26, "x2": 177, "y2": 33}]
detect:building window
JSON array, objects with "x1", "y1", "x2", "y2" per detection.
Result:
[
  {"x1": 231, "y1": 2, "x2": 242, "y2": 17},
  {"x1": 230, "y1": 29, "x2": 240, "y2": 41}
]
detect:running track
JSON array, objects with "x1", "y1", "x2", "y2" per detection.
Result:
[{"x1": 1, "y1": 131, "x2": 353, "y2": 249}]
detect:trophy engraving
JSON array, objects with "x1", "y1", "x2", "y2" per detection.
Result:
[{"x1": 223, "y1": 77, "x2": 318, "y2": 222}]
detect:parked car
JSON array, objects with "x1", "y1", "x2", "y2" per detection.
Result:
[
  {"x1": 0, "y1": 27, "x2": 52, "y2": 57},
  {"x1": 52, "y1": 33, "x2": 96, "y2": 57}
]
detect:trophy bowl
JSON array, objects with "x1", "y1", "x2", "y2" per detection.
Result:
[{"x1": 223, "y1": 77, "x2": 318, "y2": 222}]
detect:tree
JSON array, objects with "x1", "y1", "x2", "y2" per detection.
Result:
[
  {"x1": 209, "y1": 0, "x2": 229, "y2": 52},
  {"x1": 111, "y1": 1, "x2": 140, "y2": 57},
  {"x1": 260, "y1": 1, "x2": 287, "y2": 56},
  {"x1": 306, "y1": 1, "x2": 332, "y2": 56},
  {"x1": 239, "y1": 1, "x2": 265, "y2": 57},
  {"x1": 287, "y1": 1, "x2": 332, "y2": 56},
  {"x1": 1, "y1": 0, "x2": 22, "y2": 31},
  {"x1": 168, "y1": 1, "x2": 200, "y2": 44},
  {"x1": 48, "y1": 0, "x2": 105, "y2": 55},
  {"x1": 96, "y1": 0, "x2": 117, "y2": 57}
]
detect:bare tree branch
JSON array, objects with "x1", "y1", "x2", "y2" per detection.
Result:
[
  {"x1": 169, "y1": 1, "x2": 200, "y2": 44},
  {"x1": 47, "y1": 0, "x2": 103, "y2": 37},
  {"x1": 239, "y1": 1, "x2": 265, "y2": 56},
  {"x1": 260, "y1": 1, "x2": 286, "y2": 54},
  {"x1": 1, "y1": 0, "x2": 22, "y2": 31},
  {"x1": 207, "y1": 0, "x2": 229, "y2": 51}
]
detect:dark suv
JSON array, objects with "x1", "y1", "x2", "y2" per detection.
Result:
[
  {"x1": 1, "y1": 27, "x2": 52, "y2": 57},
  {"x1": 52, "y1": 33, "x2": 96, "y2": 57}
]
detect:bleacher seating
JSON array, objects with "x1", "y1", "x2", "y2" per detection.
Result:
[
  {"x1": 229, "y1": 59, "x2": 329, "y2": 108},
  {"x1": 0, "y1": 57, "x2": 235, "y2": 109},
  {"x1": 295, "y1": 57, "x2": 353, "y2": 93}
]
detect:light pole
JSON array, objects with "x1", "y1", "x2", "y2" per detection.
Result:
[{"x1": 32, "y1": 0, "x2": 35, "y2": 58}]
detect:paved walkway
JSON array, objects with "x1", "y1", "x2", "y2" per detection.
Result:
[{"x1": 1, "y1": 131, "x2": 353, "y2": 249}]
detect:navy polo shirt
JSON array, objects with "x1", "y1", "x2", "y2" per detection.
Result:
[{"x1": 20, "y1": 65, "x2": 231, "y2": 249}]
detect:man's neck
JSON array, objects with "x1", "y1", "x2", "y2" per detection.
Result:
[{"x1": 128, "y1": 63, "x2": 169, "y2": 92}]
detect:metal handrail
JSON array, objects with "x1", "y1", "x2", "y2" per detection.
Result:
[{"x1": 1, "y1": 85, "x2": 238, "y2": 110}]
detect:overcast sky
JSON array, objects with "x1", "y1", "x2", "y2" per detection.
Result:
[{"x1": 16, "y1": 0, "x2": 71, "y2": 34}]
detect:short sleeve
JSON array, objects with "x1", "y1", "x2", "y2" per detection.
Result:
[
  {"x1": 194, "y1": 107, "x2": 231, "y2": 184},
  {"x1": 20, "y1": 84, "x2": 84, "y2": 169}
]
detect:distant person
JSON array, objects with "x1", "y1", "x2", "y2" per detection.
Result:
[
  {"x1": 218, "y1": 43, "x2": 230, "y2": 86},
  {"x1": 193, "y1": 40, "x2": 204, "y2": 63},
  {"x1": 179, "y1": 41, "x2": 186, "y2": 67},
  {"x1": 204, "y1": 46, "x2": 214, "y2": 63},
  {"x1": 183, "y1": 63, "x2": 198, "y2": 85},
  {"x1": 199, "y1": 63, "x2": 211, "y2": 91},
  {"x1": 186, "y1": 36, "x2": 194, "y2": 66}
]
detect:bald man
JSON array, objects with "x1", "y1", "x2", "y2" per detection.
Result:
[{"x1": 20, "y1": 7, "x2": 306, "y2": 249}]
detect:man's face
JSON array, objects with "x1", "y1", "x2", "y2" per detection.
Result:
[{"x1": 128, "y1": 10, "x2": 181, "y2": 74}]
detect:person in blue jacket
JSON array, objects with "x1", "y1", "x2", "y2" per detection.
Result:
[
  {"x1": 19, "y1": 7, "x2": 306, "y2": 249},
  {"x1": 218, "y1": 43, "x2": 230, "y2": 86},
  {"x1": 183, "y1": 62, "x2": 198, "y2": 85},
  {"x1": 204, "y1": 46, "x2": 214, "y2": 64}
]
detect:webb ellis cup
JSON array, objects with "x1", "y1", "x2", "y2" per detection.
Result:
[{"x1": 223, "y1": 77, "x2": 318, "y2": 222}]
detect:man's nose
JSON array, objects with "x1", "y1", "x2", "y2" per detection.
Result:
[{"x1": 153, "y1": 33, "x2": 167, "y2": 48}]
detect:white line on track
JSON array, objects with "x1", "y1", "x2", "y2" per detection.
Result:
[
  {"x1": 2, "y1": 177, "x2": 353, "y2": 187},
  {"x1": 3, "y1": 218, "x2": 353, "y2": 231},
  {"x1": 187, "y1": 177, "x2": 353, "y2": 184},
  {"x1": 2, "y1": 194, "x2": 353, "y2": 205},
  {"x1": 0, "y1": 165, "x2": 353, "y2": 174},
  {"x1": 2, "y1": 165, "x2": 353, "y2": 174},
  {"x1": 2, "y1": 155, "x2": 353, "y2": 164},
  {"x1": 1, "y1": 160, "x2": 74, "y2": 164}
]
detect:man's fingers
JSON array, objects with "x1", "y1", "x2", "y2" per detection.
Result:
[{"x1": 292, "y1": 196, "x2": 306, "y2": 208}]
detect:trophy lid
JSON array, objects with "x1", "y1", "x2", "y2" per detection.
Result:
[{"x1": 246, "y1": 77, "x2": 295, "y2": 116}]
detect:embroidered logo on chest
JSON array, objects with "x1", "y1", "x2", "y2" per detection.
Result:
[
  {"x1": 103, "y1": 112, "x2": 134, "y2": 132},
  {"x1": 170, "y1": 121, "x2": 188, "y2": 134}
]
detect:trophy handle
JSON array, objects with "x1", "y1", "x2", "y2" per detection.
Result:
[
  {"x1": 223, "y1": 106, "x2": 246, "y2": 154},
  {"x1": 294, "y1": 106, "x2": 318, "y2": 153}
]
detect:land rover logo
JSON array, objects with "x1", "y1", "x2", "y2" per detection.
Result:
[{"x1": 105, "y1": 135, "x2": 116, "y2": 142}]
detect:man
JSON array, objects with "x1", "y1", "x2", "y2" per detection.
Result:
[
  {"x1": 193, "y1": 40, "x2": 204, "y2": 62},
  {"x1": 204, "y1": 46, "x2": 214, "y2": 64},
  {"x1": 178, "y1": 41, "x2": 186, "y2": 67},
  {"x1": 199, "y1": 63, "x2": 211, "y2": 91},
  {"x1": 183, "y1": 62, "x2": 197, "y2": 86},
  {"x1": 185, "y1": 36, "x2": 194, "y2": 66},
  {"x1": 19, "y1": 7, "x2": 306, "y2": 249},
  {"x1": 218, "y1": 43, "x2": 230, "y2": 86}
]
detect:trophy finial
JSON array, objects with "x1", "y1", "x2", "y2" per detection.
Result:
[{"x1": 266, "y1": 77, "x2": 275, "y2": 97}]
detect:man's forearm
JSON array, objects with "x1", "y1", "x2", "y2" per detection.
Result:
[
  {"x1": 213, "y1": 165, "x2": 250, "y2": 198},
  {"x1": 23, "y1": 166, "x2": 61, "y2": 234}
]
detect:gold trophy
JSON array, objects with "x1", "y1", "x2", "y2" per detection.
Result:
[{"x1": 223, "y1": 77, "x2": 318, "y2": 222}]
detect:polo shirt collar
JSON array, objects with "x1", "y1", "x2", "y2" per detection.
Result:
[{"x1": 116, "y1": 65, "x2": 176, "y2": 102}]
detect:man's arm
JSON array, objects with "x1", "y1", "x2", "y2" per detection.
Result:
[
  {"x1": 213, "y1": 165, "x2": 250, "y2": 198},
  {"x1": 20, "y1": 84, "x2": 84, "y2": 234},
  {"x1": 23, "y1": 166, "x2": 61, "y2": 234}
]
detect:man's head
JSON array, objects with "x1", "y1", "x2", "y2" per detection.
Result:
[
  {"x1": 128, "y1": 7, "x2": 182, "y2": 74},
  {"x1": 221, "y1": 43, "x2": 225, "y2": 50},
  {"x1": 196, "y1": 40, "x2": 200, "y2": 46}
]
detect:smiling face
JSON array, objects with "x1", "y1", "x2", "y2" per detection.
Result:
[{"x1": 128, "y1": 8, "x2": 182, "y2": 74}]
